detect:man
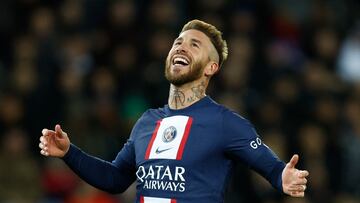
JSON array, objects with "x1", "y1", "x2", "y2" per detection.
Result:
[{"x1": 39, "y1": 20, "x2": 309, "y2": 203}]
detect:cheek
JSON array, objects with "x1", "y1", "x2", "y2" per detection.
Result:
[
  {"x1": 165, "y1": 54, "x2": 172, "y2": 65},
  {"x1": 168, "y1": 47, "x2": 176, "y2": 55},
  {"x1": 193, "y1": 53, "x2": 206, "y2": 64},
  {"x1": 195, "y1": 50, "x2": 205, "y2": 59},
  {"x1": 166, "y1": 49, "x2": 176, "y2": 61}
]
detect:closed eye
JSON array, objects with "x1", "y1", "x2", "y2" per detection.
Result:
[
  {"x1": 192, "y1": 43, "x2": 199, "y2": 48},
  {"x1": 190, "y1": 38, "x2": 201, "y2": 48},
  {"x1": 173, "y1": 37, "x2": 182, "y2": 46}
]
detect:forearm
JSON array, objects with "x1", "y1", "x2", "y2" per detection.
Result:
[
  {"x1": 250, "y1": 147, "x2": 285, "y2": 192},
  {"x1": 62, "y1": 144, "x2": 135, "y2": 194}
]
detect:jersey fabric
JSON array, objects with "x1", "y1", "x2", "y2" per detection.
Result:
[{"x1": 63, "y1": 96, "x2": 285, "y2": 203}]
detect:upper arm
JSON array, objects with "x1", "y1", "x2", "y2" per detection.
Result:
[
  {"x1": 223, "y1": 110, "x2": 285, "y2": 191},
  {"x1": 112, "y1": 138, "x2": 136, "y2": 174},
  {"x1": 223, "y1": 110, "x2": 265, "y2": 164},
  {"x1": 109, "y1": 113, "x2": 149, "y2": 191},
  {"x1": 112, "y1": 114, "x2": 144, "y2": 175}
]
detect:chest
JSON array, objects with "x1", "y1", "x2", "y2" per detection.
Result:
[{"x1": 133, "y1": 115, "x2": 224, "y2": 167}]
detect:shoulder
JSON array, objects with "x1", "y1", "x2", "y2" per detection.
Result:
[
  {"x1": 130, "y1": 108, "x2": 160, "y2": 133},
  {"x1": 131, "y1": 106, "x2": 168, "y2": 131},
  {"x1": 203, "y1": 99, "x2": 254, "y2": 135},
  {"x1": 222, "y1": 108, "x2": 250, "y2": 125},
  {"x1": 211, "y1": 99, "x2": 250, "y2": 125},
  {"x1": 129, "y1": 106, "x2": 170, "y2": 141},
  {"x1": 137, "y1": 106, "x2": 167, "y2": 121},
  {"x1": 218, "y1": 105, "x2": 257, "y2": 139}
]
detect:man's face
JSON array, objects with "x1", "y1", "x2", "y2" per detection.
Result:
[{"x1": 165, "y1": 29, "x2": 214, "y2": 86}]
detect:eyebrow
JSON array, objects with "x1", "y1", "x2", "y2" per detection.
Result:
[
  {"x1": 174, "y1": 37, "x2": 202, "y2": 45},
  {"x1": 174, "y1": 37, "x2": 182, "y2": 42},
  {"x1": 191, "y1": 38, "x2": 202, "y2": 45}
]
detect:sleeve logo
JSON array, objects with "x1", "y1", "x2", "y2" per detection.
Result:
[{"x1": 250, "y1": 137, "x2": 262, "y2": 149}]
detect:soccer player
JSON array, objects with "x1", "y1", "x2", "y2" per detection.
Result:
[{"x1": 39, "y1": 20, "x2": 309, "y2": 203}]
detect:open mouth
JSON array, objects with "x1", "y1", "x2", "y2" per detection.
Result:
[{"x1": 172, "y1": 56, "x2": 190, "y2": 67}]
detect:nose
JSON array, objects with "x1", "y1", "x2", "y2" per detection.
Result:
[{"x1": 174, "y1": 43, "x2": 187, "y2": 54}]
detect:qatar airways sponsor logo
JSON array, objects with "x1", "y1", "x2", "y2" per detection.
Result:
[{"x1": 136, "y1": 165, "x2": 186, "y2": 192}]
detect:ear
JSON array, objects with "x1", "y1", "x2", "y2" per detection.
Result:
[{"x1": 204, "y1": 62, "x2": 219, "y2": 77}]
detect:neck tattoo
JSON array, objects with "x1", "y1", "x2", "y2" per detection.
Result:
[
  {"x1": 187, "y1": 82, "x2": 206, "y2": 103},
  {"x1": 170, "y1": 89, "x2": 186, "y2": 109},
  {"x1": 170, "y1": 81, "x2": 206, "y2": 109}
]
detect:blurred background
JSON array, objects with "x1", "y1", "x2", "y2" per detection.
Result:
[{"x1": 0, "y1": 0, "x2": 360, "y2": 202}]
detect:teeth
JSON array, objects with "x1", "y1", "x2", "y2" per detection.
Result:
[{"x1": 173, "y1": 57, "x2": 189, "y2": 65}]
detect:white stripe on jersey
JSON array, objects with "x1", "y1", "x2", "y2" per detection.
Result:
[
  {"x1": 141, "y1": 196, "x2": 175, "y2": 203},
  {"x1": 147, "y1": 115, "x2": 191, "y2": 160}
]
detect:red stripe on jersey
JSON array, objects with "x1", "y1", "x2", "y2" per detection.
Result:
[
  {"x1": 171, "y1": 199, "x2": 177, "y2": 203},
  {"x1": 176, "y1": 117, "x2": 193, "y2": 160},
  {"x1": 140, "y1": 196, "x2": 144, "y2": 203},
  {"x1": 145, "y1": 120, "x2": 162, "y2": 159}
]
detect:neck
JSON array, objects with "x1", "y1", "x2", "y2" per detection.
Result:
[{"x1": 168, "y1": 80, "x2": 207, "y2": 109}]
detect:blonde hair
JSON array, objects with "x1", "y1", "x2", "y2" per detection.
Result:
[{"x1": 181, "y1": 19, "x2": 228, "y2": 67}]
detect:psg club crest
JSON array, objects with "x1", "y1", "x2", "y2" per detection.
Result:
[{"x1": 162, "y1": 126, "x2": 177, "y2": 143}]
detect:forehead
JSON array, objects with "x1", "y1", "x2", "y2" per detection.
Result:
[{"x1": 177, "y1": 29, "x2": 212, "y2": 46}]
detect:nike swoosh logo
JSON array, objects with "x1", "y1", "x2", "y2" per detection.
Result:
[{"x1": 155, "y1": 147, "x2": 173, "y2": 154}]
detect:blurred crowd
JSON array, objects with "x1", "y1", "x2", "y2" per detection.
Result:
[{"x1": 0, "y1": 0, "x2": 360, "y2": 203}]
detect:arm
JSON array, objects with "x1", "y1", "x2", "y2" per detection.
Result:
[
  {"x1": 39, "y1": 124, "x2": 136, "y2": 194},
  {"x1": 223, "y1": 111, "x2": 308, "y2": 196},
  {"x1": 62, "y1": 142, "x2": 136, "y2": 194}
]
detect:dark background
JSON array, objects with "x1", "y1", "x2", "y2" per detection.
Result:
[{"x1": 0, "y1": 0, "x2": 360, "y2": 202}]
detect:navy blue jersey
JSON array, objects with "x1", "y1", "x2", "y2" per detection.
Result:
[{"x1": 63, "y1": 96, "x2": 285, "y2": 203}]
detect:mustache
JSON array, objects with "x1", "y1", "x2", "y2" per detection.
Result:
[{"x1": 168, "y1": 50, "x2": 192, "y2": 64}]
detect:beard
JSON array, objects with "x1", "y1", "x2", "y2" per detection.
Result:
[{"x1": 165, "y1": 57, "x2": 206, "y2": 86}]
